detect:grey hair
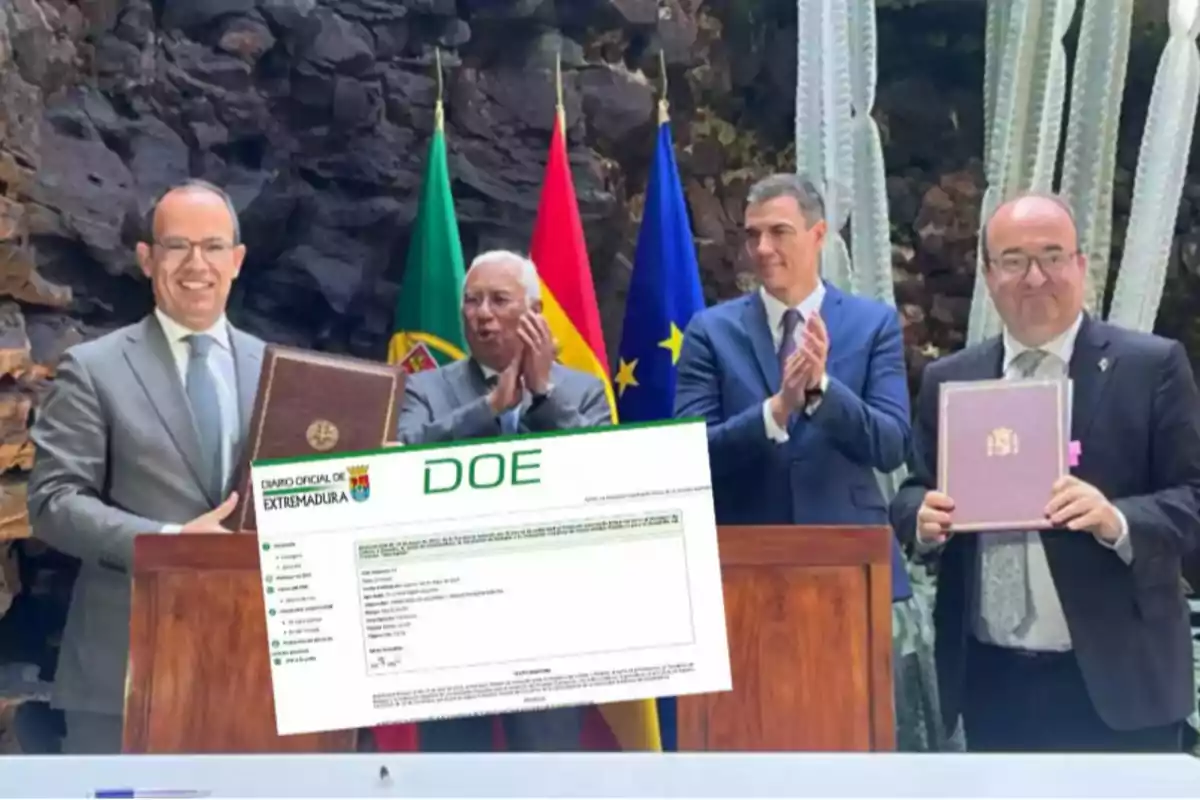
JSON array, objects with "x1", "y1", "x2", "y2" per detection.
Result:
[
  {"x1": 145, "y1": 179, "x2": 242, "y2": 244},
  {"x1": 466, "y1": 249, "x2": 542, "y2": 301},
  {"x1": 980, "y1": 192, "x2": 1078, "y2": 263},
  {"x1": 745, "y1": 173, "x2": 826, "y2": 227}
]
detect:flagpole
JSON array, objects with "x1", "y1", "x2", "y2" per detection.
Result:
[
  {"x1": 434, "y1": 47, "x2": 444, "y2": 131},
  {"x1": 555, "y1": 50, "x2": 565, "y2": 129},
  {"x1": 658, "y1": 49, "x2": 669, "y2": 124}
]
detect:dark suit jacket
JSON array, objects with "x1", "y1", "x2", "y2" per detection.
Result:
[
  {"x1": 673, "y1": 283, "x2": 913, "y2": 600},
  {"x1": 890, "y1": 315, "x2": 1200, "y2": 732}
]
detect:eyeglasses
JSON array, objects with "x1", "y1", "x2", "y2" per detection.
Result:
[
  {"x1": 990, "y1": 250, "x2": 1078, "y2": 278},
  {"x1": 153, "y1": 238, "x2": 235, "y2": 264}
]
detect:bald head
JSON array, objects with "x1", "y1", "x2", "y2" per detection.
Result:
[
  {"x1": 149, "y1": 180, "x2": 241, "y2": 244},
  {"x1": 982, "y1": 193, "x2": 1077, "y2": 262},
  {"x1": 981, "y1": 192, "x2": 1086, "y2": 347},
  {"x1": 137, "y1": 179, "x2": 246, "y2": 332}
]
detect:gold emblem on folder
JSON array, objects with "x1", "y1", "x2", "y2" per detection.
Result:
[
  {"x1": 306, "y1": 419, "x2": 339, "y2": 451},
  {"x1": 986, "y1": 426, "x2": 1019, "y2": 458}
]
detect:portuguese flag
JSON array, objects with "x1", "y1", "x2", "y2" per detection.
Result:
[
  {"x1": 374, "y1": 93, "x2": 465, "y2": 754},
  {"x1": 386, "y1": 98, "x2": 468, "y2": 372}
]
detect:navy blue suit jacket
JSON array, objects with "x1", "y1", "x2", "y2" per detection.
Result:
[{"x1": 673, "y1": 283, "x2": 913, "y2": 601}]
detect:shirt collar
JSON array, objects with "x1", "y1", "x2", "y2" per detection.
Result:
[
  {"x1": 759, "y1": 282, "x2": 826, "y2": 334},
  {"x1": 155, "y1": 307, "x2": 231, "y2": 351},
  {"x1": 1002, "y1": 312, "x2": 1083, "y2": 369}
]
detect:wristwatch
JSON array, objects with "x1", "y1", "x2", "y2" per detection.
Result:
[
  {"x1": 530, "y1": 382, "x2": 555, "y2": 409},
  {"x1": 804, "y1": 373, "x2": 828, "y2": 411}
]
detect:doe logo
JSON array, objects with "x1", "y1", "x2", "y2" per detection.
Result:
[{"x1": 423, "y1": 448, "x2": 542, "y2": 494}]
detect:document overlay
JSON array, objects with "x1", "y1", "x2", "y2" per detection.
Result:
[{"x1": 249, "y1": 418, "x2": 731, "y2": 736}]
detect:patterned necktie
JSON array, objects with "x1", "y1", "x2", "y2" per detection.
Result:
[
  {"x1": 978, "y1": 347, "x2": 1049, "y2": 635},
  {"x1": 778, "y1": 308, "x2": 802, "y2": 371},
  {"x1": 185, "y1": 334, "x2": 224, "y2": 500}
]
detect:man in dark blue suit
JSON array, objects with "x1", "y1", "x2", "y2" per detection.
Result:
[
  {"x1": 673, "y1": 173, "x2": 912, "y2": 601},
  {"x1": 891, "y1": 193, "x2": 1199, "y2": 752}
]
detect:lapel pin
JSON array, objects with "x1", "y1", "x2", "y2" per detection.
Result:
[{"x1": 1098, "y1": 357, "x2": 1109, "y2": 373}]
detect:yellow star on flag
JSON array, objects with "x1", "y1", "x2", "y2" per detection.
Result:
[
  {"x1": 658, "y1": 323, "x2": 684, "y2": 365},
  {"x1": 615, "y1": 358, "x2": 639, "y2": 397}
]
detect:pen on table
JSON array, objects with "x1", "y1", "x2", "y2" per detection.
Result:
[{"x1": 92, "y1": 790, "x2": 210, "y2": 799}]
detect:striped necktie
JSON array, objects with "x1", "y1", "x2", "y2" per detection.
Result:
[{"x1": 778, "y1": 308, "x2": 802, "y2": 372}]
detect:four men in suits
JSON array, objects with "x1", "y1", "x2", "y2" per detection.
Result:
[
  {"x1": 27, "y1": 180, "x2": 263, "y2": 754},
  {"x1": 396, "y1": 249, "x2": 611, "y2": 750},
  {"x1": 890, "y1": 193, "x2": 1200, "y2": 751},
  {"x1": 674, "y1": 173, "x2": 913, "y2": 601}
]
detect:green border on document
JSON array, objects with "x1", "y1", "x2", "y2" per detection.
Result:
[{"x1": 251, "y1": 416, "x2": 707, "y2": 468}]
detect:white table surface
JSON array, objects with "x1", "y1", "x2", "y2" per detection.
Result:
[{"x1": 1, "y1": 752, "x2": 1198, "y2": 798}]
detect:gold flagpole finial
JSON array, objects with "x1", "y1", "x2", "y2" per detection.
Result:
[
  {"x1": 657, "y1": 49, "x2": 669, "y2": 124},
  {"x1": 434, "y1": 48, "x2": 445, "y2": 130},
  {"x1": 555, "y1": 50, "x2": 566, "y2": 129}
]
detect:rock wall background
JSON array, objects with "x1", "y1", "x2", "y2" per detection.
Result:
[{"x1": 0, "y1": 0, "x2": 1193, "y2": 751}]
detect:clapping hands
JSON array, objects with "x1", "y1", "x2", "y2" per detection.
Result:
[{"x1": 488, "y1": 311, "x2": 554, "y2": 413}]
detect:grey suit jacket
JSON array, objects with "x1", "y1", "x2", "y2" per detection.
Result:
[
  {"x1": 396, "y1": 359, "x2": 611, "y2": 444},
  {"x1": 27, "y1": 313, "x2": 265, "y2": 716}
]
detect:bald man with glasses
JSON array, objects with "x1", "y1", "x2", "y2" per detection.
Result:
[
  {"x1": 27, "y1": 179, "x2": 265, "y2": 753},
  {"x1": 891, "y1": 192, "x2": 1200, "y2": 752}
]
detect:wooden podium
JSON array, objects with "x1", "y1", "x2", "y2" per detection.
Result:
[
  {"x1": 122, "y1": 534, "x2": 357, "y2": 753},
  {"x1": 677, "y1": 525, "x2": 896, "y2": 751}
]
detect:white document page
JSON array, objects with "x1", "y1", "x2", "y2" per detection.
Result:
[{"x1": 250, "y1": 418, "x2": 731, "y2": 736}]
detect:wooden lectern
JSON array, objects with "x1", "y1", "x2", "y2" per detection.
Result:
[
  {"x1": 123, "y1": 534, "x2": 357, "y2": 753},
  {"x1": 677, "y1": 526, "x2": 896, "y2": 751}
]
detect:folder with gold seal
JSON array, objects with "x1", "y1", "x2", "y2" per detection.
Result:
[
  {"x1": 228, "y1": 345, "x2": 406, "y2": 532},
  {"x1": 937, "y1": 377, "x2": 1070, "y2": 532}
]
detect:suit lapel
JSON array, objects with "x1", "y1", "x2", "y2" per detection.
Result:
[
  {"x1": 740, "y1": 293, "x2": 780, "y2": 392},
  {"x1": 122, "y1": 315, "x2": 210, "y2": 499},
  {"x1": 1067, "y1": 315, "x2": 1113, "y2": 444},
  {"x1": 454, "y1": 359, "x2": 492, "y2": 406},
  {"x1": 448, "y1": 359, "x2": 504, "y2": 432},
  {"x1": 229, "y1": 326, "x2": 262, "y2": 444},
  {"x1": 971, "y1": 336, "x2": 1005, "y2": 381},
  {"x1": 819, "y1": 283, "x2": 845, "y2": 366}
]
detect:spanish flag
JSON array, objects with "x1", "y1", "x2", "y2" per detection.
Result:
[
  {"x1": 529, "y1": 112, "x2": 616, "y2": 419},
  {"x1": 526, "y1": 57, "x2": 661, "y2": 752}
]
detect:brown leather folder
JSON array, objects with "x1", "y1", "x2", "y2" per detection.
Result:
[{"x1": 229, "y1": 345, "x2": 405, "y2": 532}]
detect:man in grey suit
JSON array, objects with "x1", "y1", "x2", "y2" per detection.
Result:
[
  {"x1": 396, "y1": 249, "x2": 610, "y2": 751},
  {"x1": 27, "y1": 180, "x2": 265, "y2": 754}
]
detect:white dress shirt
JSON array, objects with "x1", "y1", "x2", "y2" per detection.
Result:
[
  {"x1": 759, "y1": 284, "x2": 828, "y2": 443},
  {"x1": 967, "y1": 313, "x2": 1131, "y2": 651},
  {"x1": 154, "y1": 308, "x2": 240, "y2": 502}
]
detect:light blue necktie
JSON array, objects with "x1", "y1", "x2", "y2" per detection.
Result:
[
  {"x1": 499, "y1": 407, "x2": 520, "y2": 435},
  {"x1": 185, "y1": 334, "x2": 224, "y2": 500},
  {"x1": 487, "y1": 372, "x2": 521, "y2": 434}
]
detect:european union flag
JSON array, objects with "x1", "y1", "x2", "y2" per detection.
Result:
[{"x1": 614, "y1": 107, "x2": 705, "y2": 750}]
